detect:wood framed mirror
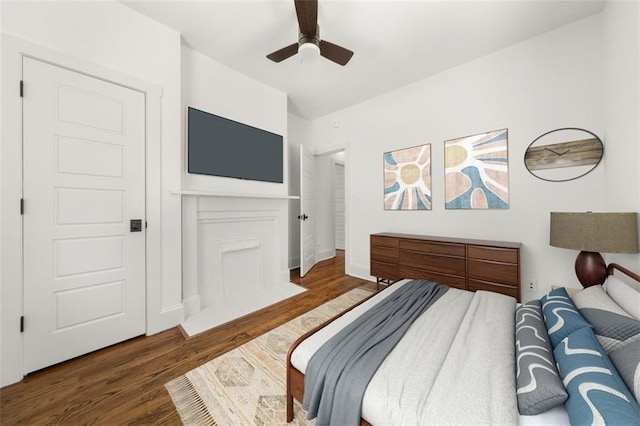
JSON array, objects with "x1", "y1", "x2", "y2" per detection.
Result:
[{"x1": 524, "y1": 127, "x2": 603, "y2": 182}]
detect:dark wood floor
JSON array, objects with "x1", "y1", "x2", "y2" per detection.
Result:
[{"x1": 0, "y1": 251, "x2": 373, "y2": 424}]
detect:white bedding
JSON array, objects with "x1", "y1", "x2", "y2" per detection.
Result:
[
  {"x1": 291, "y1": 279, "x2": 533, "y2": 425},
  {"x1": 519, "y1": 405, "x2": 570, "y2": 425}
]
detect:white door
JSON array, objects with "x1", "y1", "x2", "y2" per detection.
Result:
[
  {"x1": 334, "y1": 163, "x2": 345, "y2": 250},
  {"x1": 22, "y1": 57, "x2": 146, "y2": 373},
  {"x1": 300, "y1": 145, "x2": 316, "y2": 276}
]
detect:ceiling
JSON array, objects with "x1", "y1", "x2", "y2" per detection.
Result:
[{"x1": 122, "y1": 0, "x2": 606, "y2": 119}]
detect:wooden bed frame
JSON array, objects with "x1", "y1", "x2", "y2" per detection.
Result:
[
  {"x1": 607, "y1": 262, "x2": 640, "y2": 282},
  {"x1": 285, "y1": 263, "x2": 640, "y2": 424},
  {"x1": 285, "y1": 289, "x2": 376, "y2": 424}
]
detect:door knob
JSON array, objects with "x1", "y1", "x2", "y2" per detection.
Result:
[
  {"x1": 298, "y1": 214, "x2": 308, "y2": 221},
  {"x1": 130, "y1": 219, "x2": 142, "y2": 232}
]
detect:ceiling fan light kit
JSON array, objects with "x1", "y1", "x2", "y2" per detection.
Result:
[
  {"x1": 267, "y1": 0, "x2": 353, "y2": 66},
  {"x1": 298, "y1": 41, "x2": 320, "y2": 63}
]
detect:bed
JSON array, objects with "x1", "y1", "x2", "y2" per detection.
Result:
[{"x1": 285, "y1": 262, "x2": 640, "y2": 425}]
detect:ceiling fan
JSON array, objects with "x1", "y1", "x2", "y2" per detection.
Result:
[{"x1": 267, "y1": 0, "x2": 354, "y2": 66}]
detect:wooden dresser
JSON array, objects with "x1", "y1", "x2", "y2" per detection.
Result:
[{"x1": 370, "y1": 232, "x2": 521, "y2": 301}]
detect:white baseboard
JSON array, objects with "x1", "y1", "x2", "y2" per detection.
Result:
[
  {"x1": 316, "y1": 248, "x2": 336, "y2": 263},
  {"x1": 346, "y1": 262, "x2": 376, "y2": 283}
]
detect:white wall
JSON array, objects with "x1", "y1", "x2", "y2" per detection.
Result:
[
  {"x1": 0, "y1": 2, "x2": 4, "y2": 388},
  {"x1": 309, "y1": 13, "x2": 609, "y2": 300},
  {"x1": 1, "y1": 0, "x2": 183, "y2": 385},
  {"x1": 602, "y1": 0, "x2": 640, "y2": 271},
  {"x1": 180, "y1": 46, "x2": 290, "y2": 305},
  {"x1": 181, "y1": 46, "x2": 288, "y2": 196}
]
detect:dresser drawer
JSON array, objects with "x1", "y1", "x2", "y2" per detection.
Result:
[
  {"x1": 400, "y1": 251, "x2": 466, "y2": 276},
  {"x1": 400, "y1": 240, "x2": 465, "y2": 257},
  {"x1": 467, "y1": 245, "x2": 518, "y2": 264},
  {"x1": 468, "y1": 259, "x2": 518, "y2": 286},
  {"x1": 371, "y1": 261, "x2": 400, "y2": 280},
  {"x1": 400, "y1": 266, "x2": 466, "y2": 289},
  {"x1": 371, "y1": 235, "x2": 399, "y2": 248},
  {"x1": 371, "y1": 245, "x2": 399, "y2": 262},
  {"x1": 468, "y1": 279, "x2": 519, "y2": 299}
]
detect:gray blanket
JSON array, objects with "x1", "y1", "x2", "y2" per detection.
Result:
[{"x1": 302, "y1": 280, "x2": 448, "y2": 426}]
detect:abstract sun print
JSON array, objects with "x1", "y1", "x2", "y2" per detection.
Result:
[
  {"x1": 384, "y1": 144, "x2": 432, "y2": 210},
  {"x1": 444, "y1": 129, "x2": 509, "y2": 209}
]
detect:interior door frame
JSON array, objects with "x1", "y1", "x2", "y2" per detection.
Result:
[
  {"x1": 313, "y1": 143, "x2": 351, "y2": 274},
  {"x1": 0, "y1": 34, "x2": 167, "y2": 385},
  {"x1": 333, "y1": 160, "x2": 346, "y2": 251}
]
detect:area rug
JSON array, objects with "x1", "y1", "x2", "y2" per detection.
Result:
[{"x1": 166, "y1": 288, "x2": 373, "y2": 425}]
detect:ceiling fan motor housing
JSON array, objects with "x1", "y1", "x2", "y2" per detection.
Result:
[
  {"x1": 298, "y1": 33, "x2": 321, "y2": 60},
  {"x1": 298, "y1": 33, "x2": 320, "y2": 48}
]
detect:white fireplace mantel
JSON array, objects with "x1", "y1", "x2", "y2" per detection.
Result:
[
  {"x1": 180, "y1": 191, "x2": 294, "y2": 321},
  {"x1": 171, "y1": 188, "x2": 299, "y2": 200}
]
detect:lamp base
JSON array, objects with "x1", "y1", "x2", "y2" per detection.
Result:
[{"x1": 575, "y1": 251, "x2": 607, "y2": 288}]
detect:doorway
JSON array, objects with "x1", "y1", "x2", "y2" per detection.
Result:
[{"x1": 305, "y1": 148, "x2": 348, "y2": 275}]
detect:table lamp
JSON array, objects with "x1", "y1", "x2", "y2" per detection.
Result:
[{"x1": 549, "y1": 212, "x2": 639, "y2": 287}]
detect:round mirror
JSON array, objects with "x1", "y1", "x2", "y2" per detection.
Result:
[{"x1": 524, "y1": 127, "x2": 603, "y2": 182}]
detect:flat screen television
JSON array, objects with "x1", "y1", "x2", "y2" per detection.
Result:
[{"x1": 187, "y1": 107, "x2": 284, "y2": 183}]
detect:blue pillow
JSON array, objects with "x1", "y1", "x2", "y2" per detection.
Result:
[
  {"x1": 554, "y1": 327, "x2": 640, "y2": 425},
  {"x1": 541, "y1": 287, "x2": 592, "y2": 348}
]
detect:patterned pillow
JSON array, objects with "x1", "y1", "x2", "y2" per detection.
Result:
[
  {"x1": 515, "y1": 300, "x2": 568, "y2": 415},
  {"x1": 553, "y1": 327, "x2": 640, "y2": 425},
  {"x1": 605, "y1": 275, "x2": 640, "y2": 320},
  {"x1": 571, "y1": 284, "x2": 640, "y2": 404},
  {"x1": 610, "y1": 340, "x2": 640, "y2": 403},
  {"x1": 573, "y1": 285, "x2": 640, "y2": 353},
  {"x1": 541, "y1": 287, "x2": 592, "y2": 348}
]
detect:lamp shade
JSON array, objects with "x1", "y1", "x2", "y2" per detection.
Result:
[{"x1": 549, "y1": 212, "x2": 639, "y2": 253}]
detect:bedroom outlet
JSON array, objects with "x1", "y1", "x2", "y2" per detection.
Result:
[{"x1": 526, "y1": 279, "x2": 537, "y2": 292}]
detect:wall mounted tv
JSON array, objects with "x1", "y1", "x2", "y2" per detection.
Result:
[{"x1": 187, "y1": 107, "x2": 284, "y2": 183}]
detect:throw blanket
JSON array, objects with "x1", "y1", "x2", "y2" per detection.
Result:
[{"x1": 302, "y1": 280, "x2": 449, "y2": 426}]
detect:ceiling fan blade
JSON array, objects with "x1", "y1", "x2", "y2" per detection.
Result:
[
  {"x1": 294, "y1": 0, "x2": 318, "y2": 36},
  {"x1": 267, "y1": 43, "x2": 299, "y2": 63},
  {"x1": 319, "y1": 40, "x2": 353, "y2": 66}
]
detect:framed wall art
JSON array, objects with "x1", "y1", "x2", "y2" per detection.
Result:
[
  {"x1": 444, "y1": 129, "x2": 509, "y2": 209},
  {"x1": 384, "y1": 143, "x2": 432, "y2": 210}
]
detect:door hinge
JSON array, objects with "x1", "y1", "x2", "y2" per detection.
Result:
[
  {"x1": 20, "y1": 80, "x2": 24, "y2": 97},
  {"x1": 145, "y1": 221, "x2": 148, "y2": 229},
  {"x1": 20, "y1": 316, "x2": 24, "y2": 333},
  {"x1": 20, "y1": 198, "x2": 24, "y2": 215}
]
